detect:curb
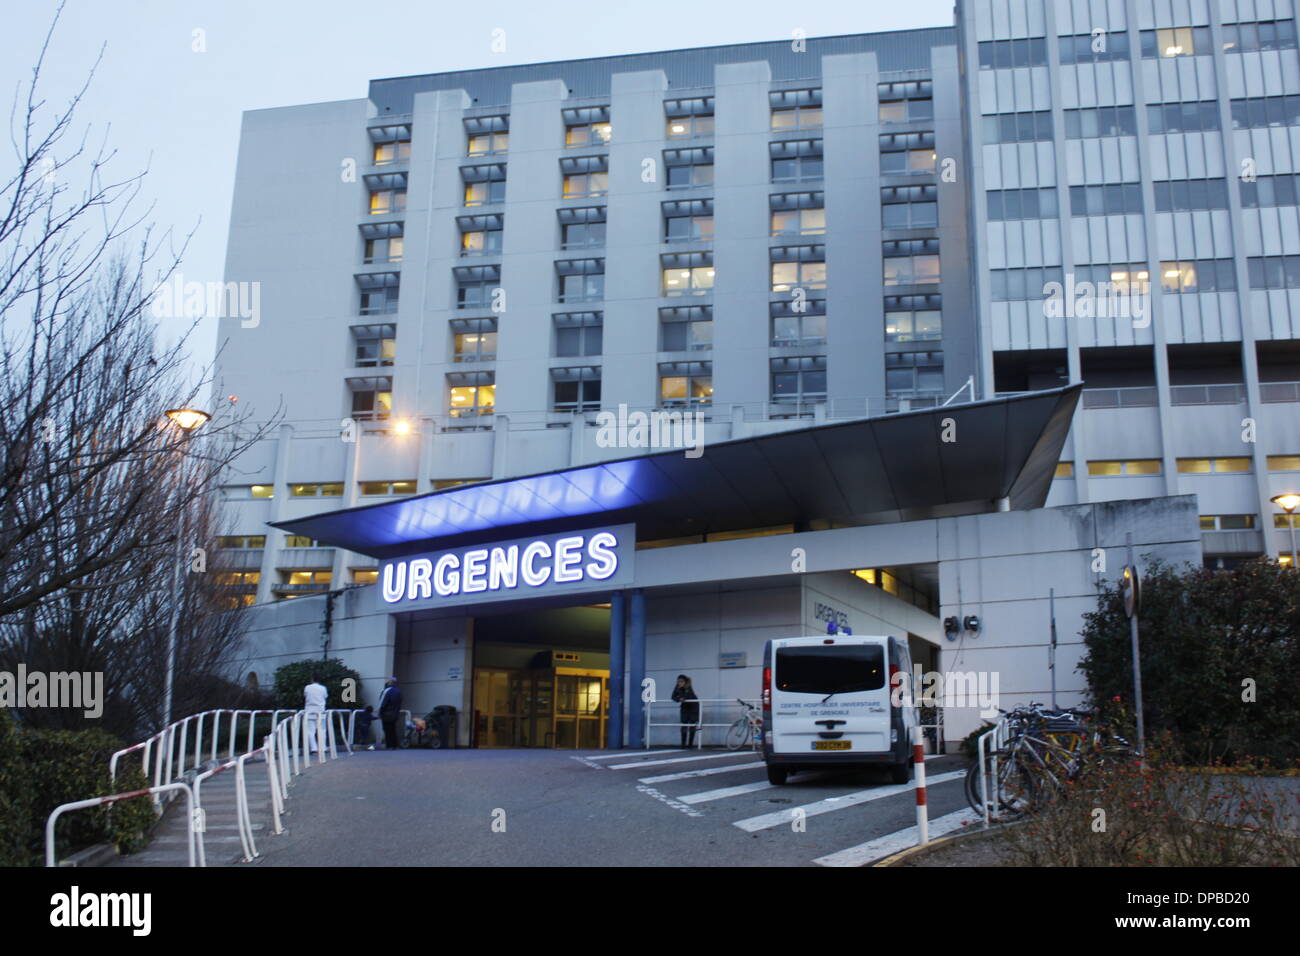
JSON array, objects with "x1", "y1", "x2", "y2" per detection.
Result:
[
  {"x1": 873, "y1": 819, "x2": 1016, "y2": 867},
  {"x1": 58, "y1": 842, "x2": 120, "y2": 868}
]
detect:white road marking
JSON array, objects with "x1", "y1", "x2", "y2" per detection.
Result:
[
  {"x1": 638, "y1": 761, "x2": 765, "y2": 784},
  {"x1": 580, "y1": 749, "x2": 684, "y2": 760},
  {"x1": 813, "y1": 809, "x2": 978, "y2": 867},
  {"x1": 568, "y1": 755, "x2": 607, "y2": 769},
  {"x1": 607, "y1": 751, "x2": 757, "y2": 770},
  {"x1": 679, "y1": 780, "x2": 774, "y2": 804},
  {"x1": 730, "y1": 770, "x2": 966, "y2": 832},
  {"x1": 635, "y1": 784, "x2": 705, "y2": 818}
]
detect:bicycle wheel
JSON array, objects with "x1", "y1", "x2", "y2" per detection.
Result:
[
  {"x1": 724, "y1": 717, "x2": 749, "y2": 750},
  {"x1": 996, "y1": 755, "x2": 1037, "y2": 818}
]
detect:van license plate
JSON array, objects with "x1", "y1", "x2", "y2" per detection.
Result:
[{"x1": 812, "y1": 741, "x2": 851, "y2": 751}]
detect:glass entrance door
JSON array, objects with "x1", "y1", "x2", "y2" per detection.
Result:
[
  {"x1": 474, "y1": 666, "x2": 607, "y2": 748},
  {"x1": 554, "y1": 670, "x2": 607, "y2": 749}
]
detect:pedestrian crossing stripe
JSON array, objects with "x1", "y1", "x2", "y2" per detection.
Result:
[
  {"x1": 730, "y1": 770, "x2": 966, "y2": 832},
  {"x1": 813, "y1": 809, "x2": 977, "y2": 866}
]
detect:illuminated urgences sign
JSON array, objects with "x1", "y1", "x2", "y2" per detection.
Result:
[{"x1": 380, "y1": 525, "x2": 633, "y2": 607}]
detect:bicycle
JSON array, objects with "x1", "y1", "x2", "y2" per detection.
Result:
[
  {"x1": 725, "y1": 699, "x2": 762, "y2": 751},
  {"x1": 401, "y1": 714, "x2": 443, "y2": 749}
]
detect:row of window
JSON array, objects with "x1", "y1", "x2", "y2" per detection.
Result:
[
  {"x1": 1057, "y1": 456, "x2": 1262, "y2": 478},
  {"x1": 982, "y1": 97, "x2": 1300, "y2": 144},
  {"x1": 988, "y1": 258, "x2": 1238, "y2": 300},
  {"x1": 978, "y1": 22, "x2": 1296, "y2": 70}
]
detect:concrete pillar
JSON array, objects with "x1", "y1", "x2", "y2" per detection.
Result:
[
  {"x1": 607, "y1": 591, "x2": 626, "y2": 749},
  {"x1": 627, "y1": 589, "x2": 647, "y2": 747}
]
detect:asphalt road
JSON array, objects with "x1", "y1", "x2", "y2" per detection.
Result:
[{"x1": 253, "y1": 748, "x2": 973, "y2": 866}]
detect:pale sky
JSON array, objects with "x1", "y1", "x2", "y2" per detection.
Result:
[{"x1": 1, "y1": 0, "x2": 955, "y2": 374}]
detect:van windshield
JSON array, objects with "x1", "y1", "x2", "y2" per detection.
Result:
[{"x1": 775, "y1": 645, "x2": 885, "y2": 695}]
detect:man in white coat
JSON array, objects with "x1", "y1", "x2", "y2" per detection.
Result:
[{"x1": 304, "y1": 673, "x2": 328, "y2": 755}]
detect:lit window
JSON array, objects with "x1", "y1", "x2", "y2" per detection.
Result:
[
  {"x1": 770, "y1": 207, "x2": 825, "y2": 236},
  {"x1": 563, "y1": 172, "x2": 609, "y2": 199},
  {"x1": 662, "y1": 266, "x2": 715, "y2": 295},
  {"x1": 369, "y1": 189, "x2": 407, "y2": 215},
  {"x1": 1054, "y1": 462, "x2": 1074, "y2": 478},
  {"x1": 1177, "y1": 457, "x2": 1251, "y2": 474},
  {"x1": 566, "y1": 122, "x2": 612, "y2": 147},
  {"x1": 1087, "y1": 459, "x2": 1163, "y2": 476},
  {"x1": 251, "y1": 485, "x2": 273, "y2": 499},
  {"x1": 352, "y1": 569, "x2": 379, "y2": 585},
  {"x1": 1267, "y1": 455, "x2": 1300, "y2": 471},
  {"x1": 658, "y1": 362, "x2": 712, "y2": 407}
]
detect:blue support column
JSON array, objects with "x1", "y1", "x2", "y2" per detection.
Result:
[
  {"x1": 607, "y1": 591, "x2": 626, "y2": 749},
  {"x1": 627, "y1": 589, "x2": 647, "y2": 748}
]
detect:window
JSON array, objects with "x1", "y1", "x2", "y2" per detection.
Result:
[
  {"x1": 770, "y1": 89, "x2": 822, "y2": 129},
  {"x1": 352, "y1": 324, "x2": 396, "y2": 367},
  {"x1": 556, "y1": 259, "x2": 604, "y2": 303},
  {"x1": 1069, "y1": 183, "x2": 1143, "y2": 216},
  {"x1": 552, "y1": 367, "x2": 602, "y2": 412},
  {"x1": 284, "y1": 536, "x2": 321, "y2": 548},
  {"x1": 982, "y1": 111, "x2": 1053, "y2": 144},
  {"x1": 1230, "y1": 95, "x2": 1300, "y2": 129},
  {"x1": 1153, "y1": 178, "x2": 1229, "y2": 212},
  {"x1": 1200, "y1": 514, "x2": 1257, "y2": 530},
  {"x1": 1223, "y1": 20, "x2": 1298, "y2": 53},
  {"x1": 458, "y1": 214, "x2": 503, "y2": 256},
  {"x1": 356, "y1": 272, "x2": 399, "y2": 315},
  {"x1": 432, "y1": 478, "x2": 490, "y2": 490},
  {"x1": 1140, "y1": 26, "x2": 1210, "y2": 58},
  {"x1": 770, "y1": 191, "x2": 824, "y2": 236},
  {"x1": 351, "y1": 569, "x2": 379, "y2": 585},
  {"x1": 770, "y1": 139, "x2": 823, "y2": 183},
  {"x1": 770, "y1": 298, "x2": 826, "y2": 347},
  {"x1": 1147, "y1": 101, "x2": 1221, "y2": 133},
  {"x1": 554, "y1": 312, "x2": 603, "y2": 357},
  {"x1": 1176, "y1": 457, "x2": 1252, "y2": 474},
  {"x1": 663, "y1": 199, "x2": 713, "y2": 241},
  {"x1": 1073, "y1": 263, "x2": 1150, "y2": 297},
  {"x1": 369, "y1": 188, "x2": 406, "y2": 215},
  {"x1": 358, "y1": 481, "x2": 418, "y2": 497},
  {"x1": 559, "y1": 206, "x2": 606, "y2": 248},
  {"x1": 362, "y1": 222, "x2": 404, "y2": 263},
  {"x1": 465, "y1": 114, "x2": 509, "y2": 155},
  {"x1": 279, "y1": 571, "x2": 332, "y2": 591},
  {"x1": 447, "y1": 371, "x2": 495, "y2": 418},
  {"x1": 348, "y1": 377, "x2": 393, "y2": 421},
  {"x1": 563, "y1": 106, "x2": 611, "y2": 147},
  {"x1": 1087, "y1": 459, "x2": 1162, "y2": 476},
  {"x1": 561, "y1": 154, "x2": 609, "y2": 199},
  {"x1": 771, "y1": 356, "x2": 827, "y2": 405},
  {"x1": 660, "y1": 305, "x2": 713, "y2": 351},
  {"x1": 665, "y1": 97, "x2": 714, "y2": 139},
  {"x1": 1268, "y1": 455, "x2": 1300, "y2": 471},
  {"x1": 880, "y1": 132, "x2": 936, "y2": 174},
  {"x1": 879, "y1": 93, "x2": 933, "y2": 124},
  {"x1": 664, "y1": 147, "x2": 714, "y2": 189},
  {"x1": 1063, "y1": 106, "x2": 1138, "y2": 139},
  {"x1": 1248, "y1": 255, "x2": 1300, "y2": 289},
  {"x1": 661, "y1": 252, "x2": 714, "y2": 296},
  {"x1": 451, "y1": 317, "x2": 497, "y2": 362},
  {"x1": 1240, "y1": 173, "x2": 1300, "y2": 208},
  {"x1": 883, "y1": 238, "x2": 941, "y2": 286},
  {"x1": 986, "y1": 187, "x2": 1058, "y2": 221},
  {"x1": 1058, "y1": 31, "x2": 1131, "y2": 63},
  {"x1": 989, "y1": 266, "x2": 1065, "y2": 301},
  {"x1": 1161, "y1": 259, "x2": 1237, "y2": 293},
  {"x1": 884, "y1": 307, "x2": 941, "y2": 342},
  {"x1": 770, "y1": 245, "x2": 825, "y2": 292},
  {"x1": 251, "y1": 485, "x2": 273, "y2": 499},
  {"x1": 881, "y1": 184, "x2": 938, "y2": 228},
  {"x1": 885, "y1": 350, "x2": 944, "y2": 396},
  {"x1": 454, "y1": 265, "x2": 501, "y2": 309},
  {"x1": 1054, "y1": 462, "x2": 1074, "y2": 478},
  {"x1": 288, "y1": 484, "x2": 343, "y2": 498},
  {"x1": 217, "y1": 535, "x2": 267, "y2": 549},
  {"x1": 1274, "y1": 514, "x2": 1300, "y2": 530},
  {"x1": 370, "y1": 124, "x2": 411, "y2": 165},
  {"x1": 976, "y1": 37, "x2": 1048, "y2": 69},
  {"x1": 462, "y1": 163, "x2": 507, "y2": 206},
  {"x1": 659, "y1": 361, "x2": 712, "y2": 407}
]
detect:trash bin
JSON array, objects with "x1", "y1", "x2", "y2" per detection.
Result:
[{"x1": 431, "y1": 705, "x2": 457, "y2": 749}]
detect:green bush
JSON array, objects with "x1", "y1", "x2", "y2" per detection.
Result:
[
  {"x1": 272, "y1": 658, "x2": 365, "y2": 711},
  {"x1": 1078, "y1": 559, "x2": 1300, "y2": 764},
  {"x1": 959, "y1": 720, "x2": 998, "y2": 760},
  {"x1": 0, "y1": 710, "x2": 155, "y2": 866}
]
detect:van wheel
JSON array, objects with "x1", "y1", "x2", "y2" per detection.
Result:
[
  {"x1": 766, "y1": 765, "x2": 788, "y2": 785},
  {"x1": 889, "y1": 760, "x2": 912, "y2": 785}
]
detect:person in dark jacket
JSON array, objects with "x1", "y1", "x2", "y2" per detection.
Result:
[
  {"x1": 672, "y1": 674, "x2": 699, "y2": 748},
  {"x1": 353, "y1": 705, "x2": 377, "y2": 749},
  {"x1": 377, "y1": 678, "x2": 402, "y2": 750}
]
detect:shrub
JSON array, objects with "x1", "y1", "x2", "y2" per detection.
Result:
[
  {"x1": 0, "y1": 710, "x2": 155, "y2": 866},
  {"x1": 272, "y1": 658, "x2": 365, "y2": 711}
]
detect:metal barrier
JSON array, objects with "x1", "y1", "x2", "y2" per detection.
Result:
[
  {"x1": 644, "y1": 698, "x2": 758, "y2": 749},
  {"x1": 46, "y1": 782, "x2": 198, "y2": 867},
  {"x1": 975, "y1": 716, "x2": 1013, "y2": 828}
]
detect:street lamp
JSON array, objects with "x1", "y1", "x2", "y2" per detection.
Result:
[
  {"x1": 1272, "y1": 492, "x2": 1300, "y2": 569},
  {"x1": 162, "y1": 407, "x2": 209, "y2": 728}
]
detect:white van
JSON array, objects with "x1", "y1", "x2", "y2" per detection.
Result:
[{"x1": 761, "y1": 635, "x2": 917, "y2": 785}]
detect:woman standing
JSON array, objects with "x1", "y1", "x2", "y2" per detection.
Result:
[{"x1": 672, "y1": 674, "x2": 700, "y2": 748}]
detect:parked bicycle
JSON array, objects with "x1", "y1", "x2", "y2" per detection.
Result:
[
  {"x1": 725, "y1": 699, "x2": 762, "y2": 751},
  {"x1": 401, "y1": 713, "x2": 444, "y2": 749}
]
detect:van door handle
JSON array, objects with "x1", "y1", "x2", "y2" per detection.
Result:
[{"x1": 814, "y1": 719, "x2": 846, "y2": 729}]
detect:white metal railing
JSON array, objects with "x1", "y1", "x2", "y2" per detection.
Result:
[
  {"x1": 644, "y1": 698, "x2": 758, "y2": 749},
  {"x1": 47, "y1": 782, "x2": 198, "y2": 868},
  {"x1": 975, "y1": 716, "x2": 1014, "y2": 828}
]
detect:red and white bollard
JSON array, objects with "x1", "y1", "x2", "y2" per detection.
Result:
[{"x1": 913, "y1": 724, "x2": 928, "y2": 845}]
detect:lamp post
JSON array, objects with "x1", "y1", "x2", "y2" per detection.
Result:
[
  {"x1": 1272, "y1": 492, "x2": 1300, "y2": 569},
  {"x1": 161, "y1": 407, "x2": 210, "y2": 728}
]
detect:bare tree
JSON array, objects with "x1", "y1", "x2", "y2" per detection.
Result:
[{"x1": 0, "y1": 9, "x2": 279, "y2": 737}]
